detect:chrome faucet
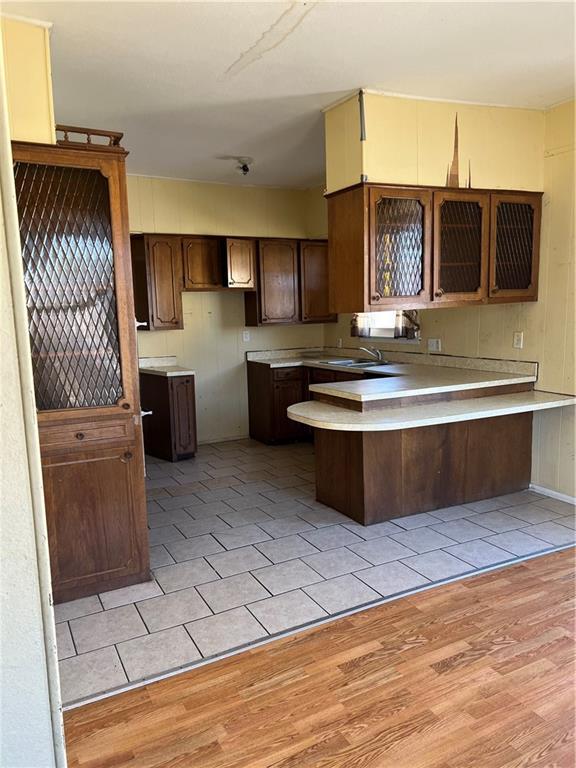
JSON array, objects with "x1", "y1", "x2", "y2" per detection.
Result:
[{"x1": 358, "y1": 346, "x2": 386, "y2": 363}]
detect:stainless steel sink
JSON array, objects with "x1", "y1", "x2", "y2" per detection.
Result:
[{"x1": 344, "y1": 361, "x2": 387, "y2": 368}]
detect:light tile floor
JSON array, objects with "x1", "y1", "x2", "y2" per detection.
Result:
[{"x1": 56, "y1": 439, "x2": 576, "y2": 706}]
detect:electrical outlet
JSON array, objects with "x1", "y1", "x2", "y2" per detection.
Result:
[
  {"x1": 427, "y1": 338, "x2": 442, "y2": 353},
  {"x1": 337, "y1": 338, "x2": 343, "y2": 348},
  {"x1": 242, "y1": 330, "x2": 251, "y2": 342},
  {"x1": 513, "y1": 331, "x2": 524, "y2": 349}
]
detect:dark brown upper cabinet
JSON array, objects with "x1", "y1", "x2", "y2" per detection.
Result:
[
  {"x1": 300, "y1": 240, "x2": 337, "y2": 323},
  {"x1": 432, "y1": 190, "x2": 489, "y2": 305},
  {"x1": 368, "y1": 187, "x2": 432, "y2": 309},
  {"x1": 225, "y1": 238, "x2": 256, "y2": 289},
  {"x1": 489, "y1": 192, "x2": 541, "y2": 302},
  {"x1": 246, "y1": 239, "x2": 300, "y2": 325},
  {"x1": 327, "y1": 183, "x2": 542, "y2": 312},
  {"x1": 182, "y1": 236, "x2": 222, "y2": 290},
  {"x1": 131, "y1": 234, "x2": 184, "y2": 330},
  {"x1": 245, "y1": 239, "x2": 336, "y2": 326}
]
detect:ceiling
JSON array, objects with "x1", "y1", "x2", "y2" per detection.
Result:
[{"x1": 4, "y1": 2, "x2": 574, "y2": 188}]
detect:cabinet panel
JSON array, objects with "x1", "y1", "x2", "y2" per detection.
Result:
[
  {"x1": 258, "y1": 240, "x2": 299, "y2": 324},
  {"x1": 146, "y1": 235, "x2": 184, "y2": 329},
  {"x1": 140, "y1": 373, "x2": 197, "y2": 461},
  {"x1": 226, "y1": 238, "x2": 256, "y2": 289},
  {"x1": 300, "y1": 241, "x2": 336, "y2": 322},
  {"x1": 170, "y1": 376, "x2": 197, "y2": 458},
  {"x1": 433, "y1": 191, "x2": 489, "y2": 303},
  {"x1": 42, "y1": 440, "x2": 149, "y2": 603},
  {"x1": 273, "y1": 379, "x2": 306, "y2": 441},
  {"x1": 183, "y1": 237, "x2": 222, "y2": 290},
  {"x1": 489, "y1": 193, "x2": 541, "y2": 301},
  {"x1": 369, "y1": 187, "x2": 432, "y2": 308}
]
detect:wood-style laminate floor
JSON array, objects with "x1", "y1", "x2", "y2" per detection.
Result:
[{"x1": 64, "y1": 549, "x2": 575, "y2": 768}]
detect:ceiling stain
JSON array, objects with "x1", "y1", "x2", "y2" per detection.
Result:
[{"x1": 225, "y1": 2, "x2": 316, "y2": 77}]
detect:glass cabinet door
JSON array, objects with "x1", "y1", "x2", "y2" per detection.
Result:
[
  {"x1": 15, "y1": 162, "x2": 125, "y2": 411},
  {"x1": 433, "y1": 190, "x2": 490, "y2": 303},
  {"x1": 369, "y1": 187, "x2": 432, "y2": 307},
  {"x1": 489, "y1": 193, "x2": 541, "y2": 300}
]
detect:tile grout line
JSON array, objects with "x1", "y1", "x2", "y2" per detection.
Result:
[{"x1": 63, "y1": 542, "x2": 574, "y2": 712}]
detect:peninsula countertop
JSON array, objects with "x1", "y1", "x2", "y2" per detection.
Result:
[{"x1": 248, "y1": 351, "x2": 537, "y2": 403}]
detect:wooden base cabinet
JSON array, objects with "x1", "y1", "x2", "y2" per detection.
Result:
[
  {"x1": 140, "y1": 373, "x2": 197, "y2": 461},
  {"x1": 314, "y1": 413, "x2": 532, "y2": 525},
  {"x1": 42, "y1": 438, "x2": 149, "y2": 603},
  {"x1": 247, "y1": 363, "x2": 309, "y2": 443}
]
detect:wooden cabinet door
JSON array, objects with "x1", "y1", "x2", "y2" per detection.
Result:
[
  {"x1": 146, "y1": 235, "x2": 184, "y2": 329},
  {"x1": 369, "y1": 187, "x2": 432, "y2": 308},
  {"x1": 13, "y1": 141, "x2": 150, "y2": 603},
  {"x1": 433, "y1": 190, "x2": 490, "y2": 304},
  {"x1": 182, "y1": 237, "x2": 222, "y2": 290},
  {"x1": 169, "y1": 376, "x2": 197, "y2": 458},
  {"x1": 273, "y1": 379, "x2": 306, "y2": 440},
  {"x1": 42, "y1": 440, "x2": 149, "y2": 603},
  {"x1": 489, "y1": 192, "x2": 542, "y2": 302},
  {"x1": 300, "y1": 240, "x2": 336, "y2": 322},
  {"x1": 226, "y1": 238, "x2": 256, "y2": 288},
  {"x1": 258, "y1": 240, "x2": 300, "y2": 324}
]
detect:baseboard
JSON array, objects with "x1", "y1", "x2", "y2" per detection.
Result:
[{"x1": 530, "y1": 483, "x2": 576, "y2": 505}]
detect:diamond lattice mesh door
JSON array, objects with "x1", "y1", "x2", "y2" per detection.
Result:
[
  {"x1": 438, "y1": 200, "x2": 483, "y2": 294},
  {"x1": 374, "y1": 197, "x2": 424, "y2": 298},
  {"x1": 14, "y1": 162, "x2": 123, "y2": 411},
  {"x1": 495, "y1": 202, "x2": 534, "y2": 290}
]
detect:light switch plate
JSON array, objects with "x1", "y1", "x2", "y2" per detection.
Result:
[
  {"x1": 242, "y1": 330, "x2": 251, "y2": 342},
  {"x1": 513, "y1": 331, "x2": 524, "y2": 349},
  {"x1": 427, "y1": 338, "x2": 442, "y2": 353}
]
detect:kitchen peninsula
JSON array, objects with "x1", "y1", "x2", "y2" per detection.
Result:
[{"x1": 248, "y1": 349, "x2": 575, "y2": 526}]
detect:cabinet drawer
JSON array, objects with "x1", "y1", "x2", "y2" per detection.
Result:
[
  {"x1": 40, "y1": 418, "x2": 135, "y2": 453},
  {"x1": 273, "y1": 367, "x2": 302, "y2": 382}
]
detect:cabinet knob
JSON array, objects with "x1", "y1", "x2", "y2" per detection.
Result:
[
  {"x1": 434, "y1": 289, "x2": 444, "y2": 298},
  {"x1": 135, "y1": 319, "x2": 148, "y2": 329},
  {"x1": 75, "y1": 432, "x2": 85, "y2": 440},
  {"x1": 492, "y1": 286, "x2": 499, "y2": 293},
  {"x1": 141, "y1": 410, "x2": 153, "y2": 417},
  {"x1": 123, "y1": 451, "x2": 133, "y2": 461},
  {"x1": 122, "y1": 403, "x2": 131, "y2": 410},
  {"x1": 371, "y1": 293, "x2": 382, "y2": 302}
]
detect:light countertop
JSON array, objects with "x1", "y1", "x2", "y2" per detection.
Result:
[
  {"x1": 139, "y1": 365, "x2": 195, "y2": 378},
  {"x1": 249, "y1": 354, "x2": 536, "y2": 402},
  {"x1": 307, "y1": 362, "x2": 536, "y2": 402},
  {"x1": 288, "y1": 391, "x2": 576, "y2": 432}
]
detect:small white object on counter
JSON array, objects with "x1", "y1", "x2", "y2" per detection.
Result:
[{"x1": 288, "y1": 391, "x2": 576, "y2": 432}]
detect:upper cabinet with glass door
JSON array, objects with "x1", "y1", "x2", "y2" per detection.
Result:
[
  {"x1": 326, "y1": 183, "x2": 542, "y2": 313},
  {"x1": 432, "y1": 190, "x2": 490, "y2": 305},
  {"x1": 369, "y1": 187, "x2": 432, "y2": 309}
]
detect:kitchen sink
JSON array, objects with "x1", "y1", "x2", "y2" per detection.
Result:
[{"x1": 344, "y1": 361, "x2": 387, "y2": 368}]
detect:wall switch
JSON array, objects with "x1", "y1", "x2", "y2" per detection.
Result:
[
  {"x1": 513, "y1": 331, "x2": 524, "y2": 349},
  {"x1": 427, "y1": 338, "x2": 442, "y2": 353},
  {"x1": 242, "y1": 330, "x2": 251, "y2": 342}
]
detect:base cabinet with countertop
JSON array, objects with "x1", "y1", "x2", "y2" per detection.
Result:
[{"x1": 140, "y1": 367, "x2": 198, "y2": 461}]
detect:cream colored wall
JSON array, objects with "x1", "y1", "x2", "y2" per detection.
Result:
[
  {"x1": 130, "y1": 176, "x2": 328, "y2": 443},
  {"x1": 324, "y1": 94, "x2": 575, "y2": 496},
  {"x1": 363, "y1": 92, "x2": 545, "y2": 190},
  {"x1": 0, "y1": 17, "x2": 63, "y2": 766},
  {"x1": 1, "y1": 16, "x2": 55, "y2": 144},
  {"x1": 324, "y1": 95, "x2": 363, "y2": 193}
]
